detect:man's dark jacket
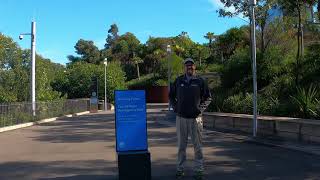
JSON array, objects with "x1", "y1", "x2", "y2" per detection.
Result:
[{"x1": 169, "y1": 74, "x2": 212, "y2": 118}]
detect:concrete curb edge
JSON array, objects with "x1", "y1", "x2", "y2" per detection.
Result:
[{"x1": 244, "y1": 138, "x2": 320, "y2": 156}]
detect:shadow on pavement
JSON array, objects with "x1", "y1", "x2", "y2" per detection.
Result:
[
  {"x1": 39, "y1": 175, "x2": 116, "y2": 180},
  {"x1": 31, "y1": 112, "x2": 172, "y2": 144},
  {"x1": 1, "y1": 111, "x2": 320, "y2": 180},
  {"x1": 0, "y1": 160, "x2": 117, "y2": 180},
  {"x1": 31, "y1": 114, "x2": 116, "y2": 143}
]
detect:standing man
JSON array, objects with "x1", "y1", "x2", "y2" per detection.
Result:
[{"x1": 169, "y1": 58, "x2": 212, "y2": 180}]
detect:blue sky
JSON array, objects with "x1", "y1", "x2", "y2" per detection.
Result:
[{"x1": 0, "y1": 0, "x2": 245, "y2": 65}]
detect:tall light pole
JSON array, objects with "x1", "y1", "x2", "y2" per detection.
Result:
[
  {"x1": 19, "y1": 21, "x2": 36, "y2": 116},
  {"x1": 104, "y1": 58, "x2": 108, "y2": 111},
  {"x1": 250, "y1": 0, "x2": 258, "y2": 137},
  {"x1": 166, "y1": 45, "x2": 172, "y2": 111}
]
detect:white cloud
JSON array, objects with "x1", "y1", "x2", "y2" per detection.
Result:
[
  {"x1": 208, "y1": 0, "x2": 224, "y2": 8},
  {"x1": 207, "y1": 0, "x2": 236, "y2": 13},
  {"x1": 207, "y1": 0, "x2": 248, "y2": 22}
]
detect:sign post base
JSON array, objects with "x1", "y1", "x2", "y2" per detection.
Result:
[{"x1": 118, "y1": 151, "x2": 151, "y2": 180}]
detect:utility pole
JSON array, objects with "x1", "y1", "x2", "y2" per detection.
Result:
[
  {"x1": 104, "y1": 58, "x2": 108, "y2": 111},
  {"x1": 167, "y1": 45, "x2": 172, "y2": 111},
  {"x1": 19, "y1": 21, "x2": 36, "y2": 116},
  {"x1": 31, "y1": 22, "x2": 36, "y2": 116},
  {"x1": 250, "y1": 0, "x2": 258, "y2": 137}
]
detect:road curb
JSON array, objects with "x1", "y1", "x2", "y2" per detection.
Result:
[
  {"x1": 0, "y1": 111, "x2": 90, "y2": 133},
  {"x1": 244, "y1": 137, "x2": 320, "y2": 156},
  {"x1": 203, "y1": 125, "x2": 320, "y2": 157}
]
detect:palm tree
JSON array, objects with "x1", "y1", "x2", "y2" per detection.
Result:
[
  {"x1": 204, "y1": 32, "x2": 215, "y2": 57},
  {"x1": 173, "y1": 45, "x2": 185, "y2": 57},
  {"x1": 132, "y1": 56, "x2": 143, "y2": 80},
  {"x1": 180, "y1": 31, "x2": 188, "y2": 37},
  {"x1": 196, "y1": 45, "x2": 203, "y2": 66}
]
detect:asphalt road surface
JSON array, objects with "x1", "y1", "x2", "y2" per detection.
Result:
[{"x1": 0, "y1": 110, "x2": 319, "y2": 180}]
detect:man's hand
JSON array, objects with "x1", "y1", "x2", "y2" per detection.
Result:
[{"x1": 199, "y1": 97, "x2": 212, "y2": 114}]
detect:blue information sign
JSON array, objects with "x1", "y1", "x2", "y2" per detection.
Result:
[{"x1": 115, "y1": 90, "x2": 147, "y2": 152}]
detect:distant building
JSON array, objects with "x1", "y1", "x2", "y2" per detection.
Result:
[
  {"x1": 267, "y1": 6, "x2": 283, "y2": 22},
  {"x1": 306, "y1": 5, "x2": 316, "y2": 23},
  {"x1": 267, "y1": 5, "x2": 318, "y2": 23}
]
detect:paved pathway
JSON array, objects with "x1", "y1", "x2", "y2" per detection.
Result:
[{"x1": 0, "y1": 110, "x2": 320, "y2": 180}]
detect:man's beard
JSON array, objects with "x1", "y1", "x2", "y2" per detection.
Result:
[{"x1": 186, "y1": 69, "x2": 194, "y2": 76}]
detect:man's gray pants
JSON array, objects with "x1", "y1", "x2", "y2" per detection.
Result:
[{"x1": 176, "y1": 115, "x2": 204, "y2": 172}]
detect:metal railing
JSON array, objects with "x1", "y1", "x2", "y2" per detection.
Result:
[{"x1": 0, "y1": 99, "x2": 89, "y2": 128}]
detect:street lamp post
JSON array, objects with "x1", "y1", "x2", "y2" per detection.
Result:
[
  {"x1": 166, "y1": 45, "x2": 172, "y2": 111},
  {"x1": 104, "y1": 58, "x2": 108, "y2": 111},
  {"x1": 19, "y1": 21, "x2": 36, "y2": 116},
  {"x1": 250, "y1": 0, "x2": 258, "y2": 137}
]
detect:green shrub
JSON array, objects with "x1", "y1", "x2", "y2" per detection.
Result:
[
  {"x1": 127, "y1": 73, "x2": 172, "y2": 88},
  {"x1": 221, "y1": 47, "x2": 252, "y2": 91},
  {"x1": 205, "y1": 64, "x2": 223, "y2": 73},
  {"x1": 0, "y1": 87, "x2": 17, "y2": 103},
  {"x1": 58, "y1": 62, "x2": 98, "y2": 99},
  {"x1": 53, "y1": 62, "x2": 126, "y2": 104},
  {"x1": 98, "y1": 62, "x2": 127, "y2": 103},
  {"x1": 207, "y1": 88, "x2": 226, "y2": 112},
  {"x1": 122, "y1": 64, "x2": 136, "y2": 81},
  {"x1": 257, "y1": 46, "x2": 290, "y2": 87},
  {"x1": 153, "y1": 79, "x2": 168, "y2": 86},
  {"x1": 290, "y1": 85, "x2": 319, "y2": 119},
  {"x1": 14, "y1": 112, "x2": 34, "y2": 123},
  {"x1": 127, "y1": 74, "x2": 161, "y2": 88},
  {"x1": 316, "y1": 100, "x2": 320, "y2": 119},
  {"x1": 300, "y1": 44, "x2": 320, "y2": 85},
  {"x1": 222, "y1": 93, "x2": 253, "y2": 114},
  {"x1": 158, "y1": 54, "x2": 184, "y2": 83},
  {"x1": 258, "y1": 96, "x2": 280, "y2": 115},
  {"x1": 196, "y1": 64, "x2": 207, "y2": 73}
]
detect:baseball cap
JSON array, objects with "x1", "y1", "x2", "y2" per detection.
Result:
[{"x1": 184, "y1": 58, "x2": 195, "y2": 65}]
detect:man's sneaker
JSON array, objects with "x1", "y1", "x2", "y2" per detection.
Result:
[
  {"x1": 176, "y1": 170, "x2": 185, "y2": 179},
  {"x1": 193, "y1": 170, "x2": 204, "y2": 180}
]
